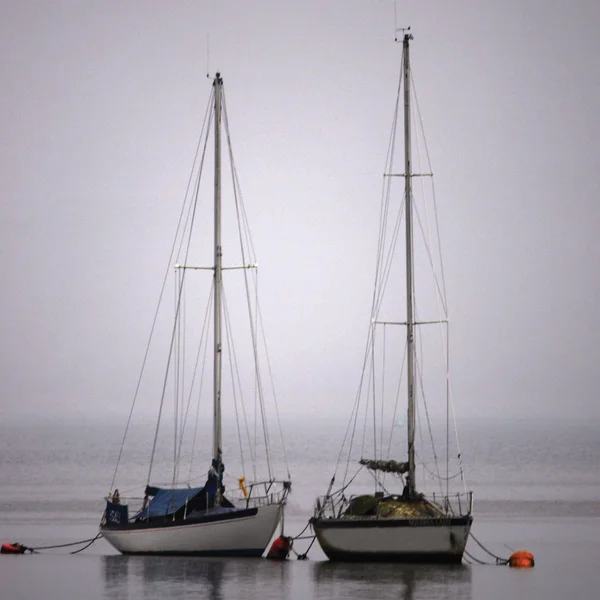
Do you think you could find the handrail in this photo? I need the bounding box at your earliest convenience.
[104,478,291,522]
[314,490,473,519]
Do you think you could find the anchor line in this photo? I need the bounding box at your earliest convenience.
[287,520,317,560]
[468,531,509,564]
[15,534,104,555]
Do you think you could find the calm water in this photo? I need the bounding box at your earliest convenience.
[1,415,599,599]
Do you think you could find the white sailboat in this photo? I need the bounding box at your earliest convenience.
[100,73,290,556]
[310,32,473,562]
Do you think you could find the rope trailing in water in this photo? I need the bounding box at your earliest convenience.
[289,520,317,560]
[468,531,509,565]
[27,534,103,554]
[471,533,536,568]
[70,533,104,554]
[464,548,490,565]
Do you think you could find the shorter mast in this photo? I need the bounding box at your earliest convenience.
[213,73,223,463]
[403,33,417,497]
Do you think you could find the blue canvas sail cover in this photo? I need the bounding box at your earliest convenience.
[133,459,231,520]
[140,486,203,519]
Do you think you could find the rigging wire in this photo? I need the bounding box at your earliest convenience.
[221,286,252,478]
[342,48,467,500]
[222,89,275,480]
[358,326,375,465]
[370,318,378,469]
[186,283,215,483]
[403,65,452,497]
[410,72,449,312]
[179,260,187,478]
[109,86,214,493]
[414,354,443,496]
[380,324,386,463]
[106,74,291,521]
[173,264,181,484]
[410,71,467,493]
[146,93,213,487]
[175,279,213,479]
[385,338,407,460]
[254,300,292,479]
[365,64,409,474]
[416,456,462,481]
[333,36,470,507]
[335,44,406,489]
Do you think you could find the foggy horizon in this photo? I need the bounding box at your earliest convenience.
[2,0,599,425]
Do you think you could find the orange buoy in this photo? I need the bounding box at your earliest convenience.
[508,550,535,568]
[266,535,293,560]
[1,543,29,555]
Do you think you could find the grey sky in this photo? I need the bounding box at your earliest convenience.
[1,0,599,422]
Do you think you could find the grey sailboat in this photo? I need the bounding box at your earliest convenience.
[310,32,473,563]
[100,73,290,556]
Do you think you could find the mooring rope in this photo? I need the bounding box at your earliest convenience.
[464,548,489,565]
[25,533,103,554]
[468,531,509,565]
[288,520,317,560]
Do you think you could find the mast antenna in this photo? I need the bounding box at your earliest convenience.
[206,34,210,78]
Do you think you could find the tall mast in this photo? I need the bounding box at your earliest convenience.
[213,73,223,462]
[403,34,416,497]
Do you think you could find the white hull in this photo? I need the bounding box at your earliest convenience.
[101,504,282,556]
[312,516,472,563]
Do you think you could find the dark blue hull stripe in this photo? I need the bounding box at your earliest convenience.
[102,507,258,532]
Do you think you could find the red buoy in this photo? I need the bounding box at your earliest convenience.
[266,535,293,560]
[1,543,29,555]
[508,550,535,568]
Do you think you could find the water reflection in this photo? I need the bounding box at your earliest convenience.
[101,554,471,599]
[312,561,472,600]
[103,556,131,600]
[101,555,291,600]
[142,557,226,599]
